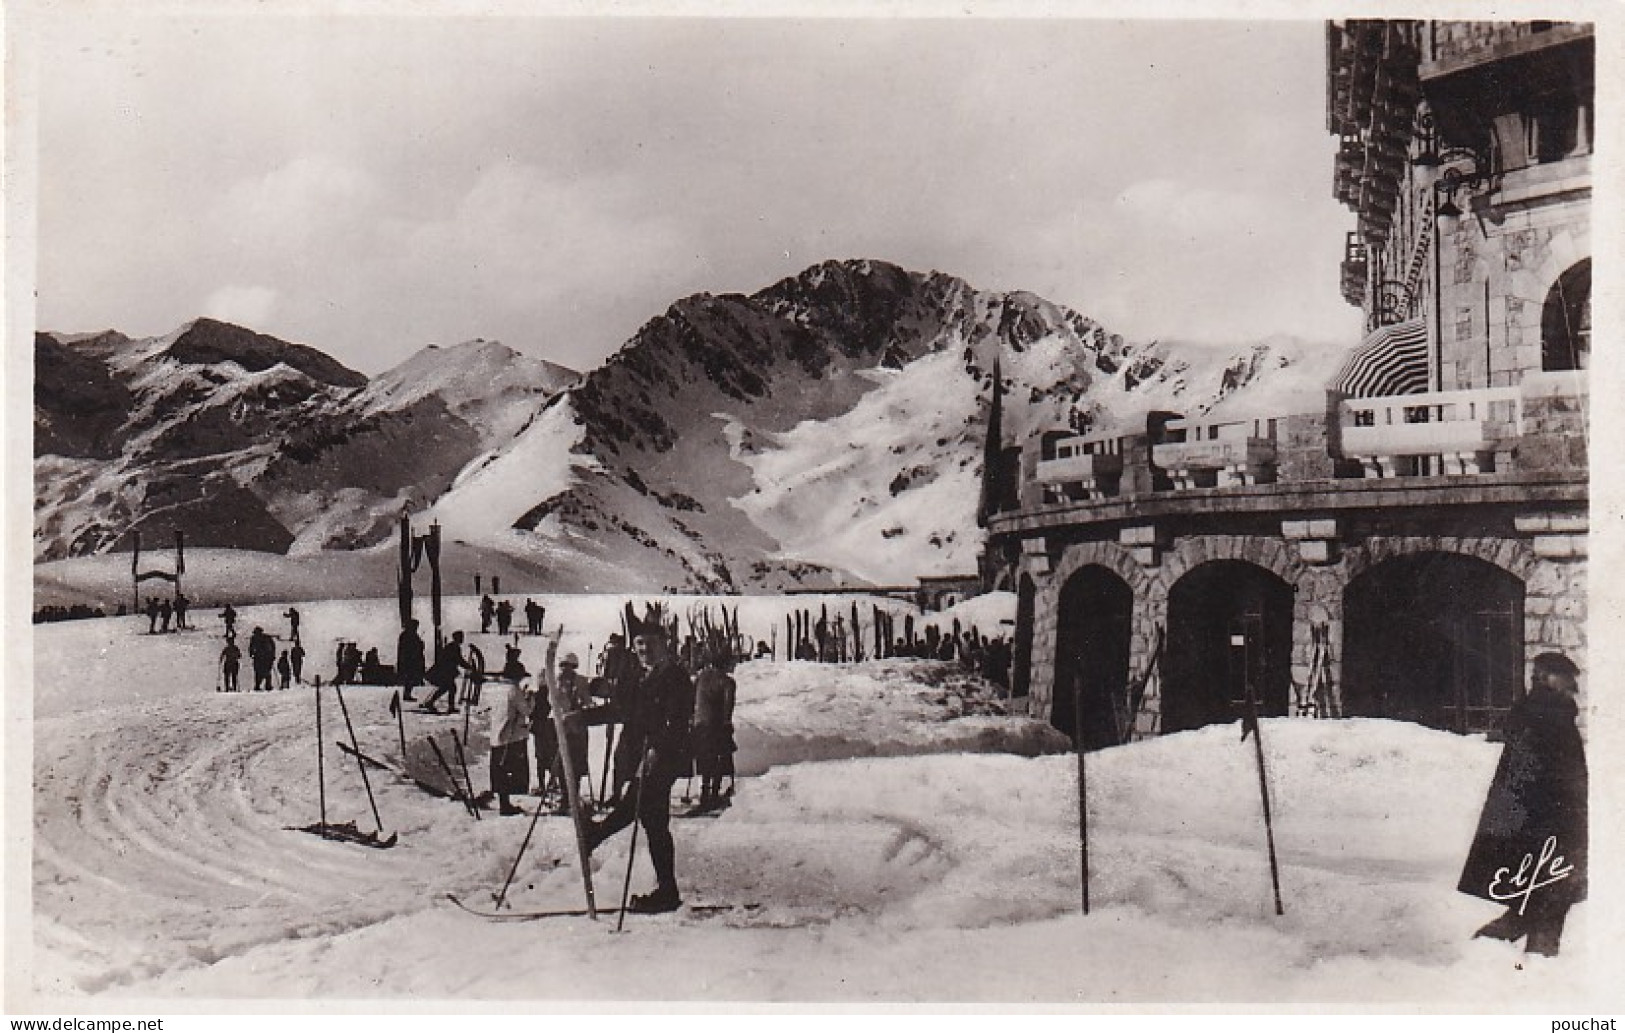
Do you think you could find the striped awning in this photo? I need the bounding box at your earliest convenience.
[1332,317,1430,397]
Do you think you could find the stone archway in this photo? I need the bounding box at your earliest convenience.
[1163,560,1295,734]
[1542,259,1591,371]
[1343,552,1525,733]
[1052,564,1135,750]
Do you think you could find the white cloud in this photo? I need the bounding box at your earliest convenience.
[212,155,378,253]
[202,284,278,327]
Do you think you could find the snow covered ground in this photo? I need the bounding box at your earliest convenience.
[17,594,1611,1007]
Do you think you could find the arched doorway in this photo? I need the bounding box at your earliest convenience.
[1164,561,1293,733]
[1051,566,1133,750]
[1343,554,1525,733]
[1012,574,1035,698]
[1542,259,1590,371]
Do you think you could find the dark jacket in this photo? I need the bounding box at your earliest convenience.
[1458,688,1588,906]
[613,659,694,783]
[396,629,426,684]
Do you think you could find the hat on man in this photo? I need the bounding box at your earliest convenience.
[561,652,580,668]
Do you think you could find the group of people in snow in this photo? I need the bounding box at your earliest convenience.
[142,593,191,634]
[214,605,304,693]
[464,615,735,914]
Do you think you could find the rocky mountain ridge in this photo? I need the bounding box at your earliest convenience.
[35,261,1342,591]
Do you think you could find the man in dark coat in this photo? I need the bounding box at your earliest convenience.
[422,631,472,714]
[219,637,241,693]
[248,627,276,691]
[582,628,695,913]
[396,619,426,701]
[1458,652,1587,956]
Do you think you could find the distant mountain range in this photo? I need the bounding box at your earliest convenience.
[34,260,1351,592]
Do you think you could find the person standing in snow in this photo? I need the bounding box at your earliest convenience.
[1458,651,1588,957]
[396,618,426,703]
[422,631,473,714]
[284,607,301,645]
[221,604,237,639]
[582,626,694,914]
[495,599,514,636]
[480,594,495,634]
[541,646,593,815]
[159,598,173,633]
[524,598,543,636]
[174,592,190,630]
[488,669,537,816]
[290,641,306,684]
[146,598,160,634]
[248,627,276,692]
[219,637,242,693]
[277,650,292,690]
[689,647,737,814]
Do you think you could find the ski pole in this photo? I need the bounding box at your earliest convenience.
[396,694,409,762]
[599,723,616,803]
[614,755,648,934]
[429,736,477,818]
[315,680,327,835]
[494,793,550,911]
[334,684,386,839]
[451,730,481,820]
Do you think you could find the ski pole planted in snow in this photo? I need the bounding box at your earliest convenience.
[1237,633,1285,916]
[451,730,481,819]
[613,756,648,934]
[390,691,408,763]
[334,683,388,841]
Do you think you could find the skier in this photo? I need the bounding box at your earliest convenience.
[480,594,495,634]
[524,598,544,635]
[290,641,306,683]
[173,592,190,630]
[396,618,426,702]
[495,599,514,636]
[689,646,738,814]
[488,670,537,816]
[219,637,242,693]
[159,598,173,633]
[581,626,695,914]
[221,604,237,639]
[248,627,276,692]
[422,630,473,714]
[284,607,301,645]
[1459,652,1588,956]
[277,650,292,690]
[146,598,159,634]
[542,649,593,815]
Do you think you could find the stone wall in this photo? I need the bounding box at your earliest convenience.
[1026,518,1589,738]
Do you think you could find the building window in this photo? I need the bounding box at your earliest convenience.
[1542,259,1591,371]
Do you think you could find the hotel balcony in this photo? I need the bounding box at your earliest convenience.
[1152,417,1278,489]
[1035,432,1125,502]
[1337,385,1521,477]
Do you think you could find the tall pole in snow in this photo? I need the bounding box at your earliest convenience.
[1237,632,1285,916]
[1074,675,1090,915]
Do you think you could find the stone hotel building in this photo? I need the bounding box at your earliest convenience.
[982,19,1591,748]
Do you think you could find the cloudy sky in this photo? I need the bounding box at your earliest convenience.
[30,8,1366,375]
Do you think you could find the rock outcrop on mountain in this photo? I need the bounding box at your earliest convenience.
[36,261,1338,592]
